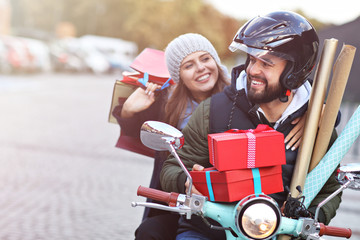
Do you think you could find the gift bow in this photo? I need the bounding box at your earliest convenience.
[225,124,275,168]
[225,124,274,134]
[138,72,172,90]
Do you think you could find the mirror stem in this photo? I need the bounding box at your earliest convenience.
[168,143,193,197]
[314,180,351,221]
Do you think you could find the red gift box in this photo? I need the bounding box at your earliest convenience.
[120,48,176,86]
[190,165,283,202]
[129,48,175,85]
[208,125,286,171]
[130,48,170,80]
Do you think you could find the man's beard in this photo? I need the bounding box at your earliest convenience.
[247,74,283,104]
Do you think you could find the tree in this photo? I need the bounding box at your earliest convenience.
[10,0,330,62]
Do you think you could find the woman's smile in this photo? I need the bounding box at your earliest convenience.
[196,73,211,82]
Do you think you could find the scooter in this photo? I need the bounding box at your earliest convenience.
[132,106,360,240]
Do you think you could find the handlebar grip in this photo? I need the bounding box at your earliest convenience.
[319,223,352,239]
[137,186,179,207]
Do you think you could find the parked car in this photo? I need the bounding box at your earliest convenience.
[0,34,139,75]
[1,35,34,73]
[19,37,52,72]
[77,38,110,74]
[0,38,12,74]
[79,35,138,73]
[49,38,87,73]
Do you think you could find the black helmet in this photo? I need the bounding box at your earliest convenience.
[229,11,319,90]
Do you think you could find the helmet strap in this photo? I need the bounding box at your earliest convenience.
[279,89,291,103]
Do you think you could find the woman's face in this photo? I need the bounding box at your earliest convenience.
[179,51,219,103]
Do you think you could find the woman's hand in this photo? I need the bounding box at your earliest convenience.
[185,164,204,195]
[285,104,326,151]
[121,82,162,118]
[285,113,306,151]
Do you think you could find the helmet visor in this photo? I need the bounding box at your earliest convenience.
[229,41,294,65]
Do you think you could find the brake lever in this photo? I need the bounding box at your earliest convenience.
[131,201,192,217]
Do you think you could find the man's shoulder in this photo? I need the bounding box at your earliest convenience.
[192,98,211,120]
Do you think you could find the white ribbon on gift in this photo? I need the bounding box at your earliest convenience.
[245,132,256,168]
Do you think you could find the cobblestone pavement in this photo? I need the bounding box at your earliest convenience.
[0,73,152,240]
[0,73,359,240]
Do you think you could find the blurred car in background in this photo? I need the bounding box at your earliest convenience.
[77,38,111,75]
[0,35,138,75]
[0,38,12,74]
[1,35,34,73]
[79,35,137,73]
[49,38,87,73]
[19,37,52,73]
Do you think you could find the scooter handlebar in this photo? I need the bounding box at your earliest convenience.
[137,186,180,207]
[319,223,352,239]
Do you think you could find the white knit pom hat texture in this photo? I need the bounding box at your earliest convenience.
[165,33,221,83]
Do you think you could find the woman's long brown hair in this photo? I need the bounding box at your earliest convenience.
[164,64,230,128]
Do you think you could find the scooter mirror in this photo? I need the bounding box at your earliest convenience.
[337,163,360,190]
[140,121,184,151]
[140,121,193,196]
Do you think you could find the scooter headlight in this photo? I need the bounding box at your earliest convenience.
[235,195,281,239]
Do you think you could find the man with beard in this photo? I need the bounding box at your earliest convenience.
[160,11,342,240]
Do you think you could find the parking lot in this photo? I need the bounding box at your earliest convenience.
[0,73,359,239]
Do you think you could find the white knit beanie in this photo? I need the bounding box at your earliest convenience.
[165,33,221,83]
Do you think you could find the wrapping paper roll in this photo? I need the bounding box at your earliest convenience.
[309,44,357,172]
[304,105,360,207]
[289,39,338,197]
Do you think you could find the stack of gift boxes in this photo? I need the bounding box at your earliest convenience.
[190,124,286,202]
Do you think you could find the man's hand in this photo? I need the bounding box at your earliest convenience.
[185,164,204,195]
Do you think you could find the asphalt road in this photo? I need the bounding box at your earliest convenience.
[0,72,359,240]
